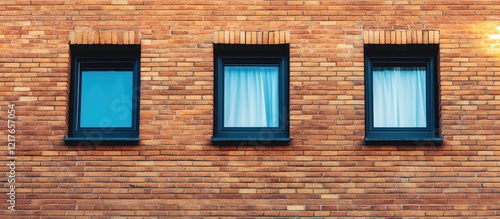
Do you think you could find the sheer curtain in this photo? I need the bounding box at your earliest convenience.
[373,67,426,127]
[224,65,279,127]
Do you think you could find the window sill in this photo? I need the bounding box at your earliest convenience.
[211,136,291,145]
[63,136,139,145]
[364,136,443,146]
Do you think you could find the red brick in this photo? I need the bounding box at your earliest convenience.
[1,1,498,217]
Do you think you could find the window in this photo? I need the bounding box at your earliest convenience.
[64,45,140,145]
[364,45,442,144]
[212,45,290,145]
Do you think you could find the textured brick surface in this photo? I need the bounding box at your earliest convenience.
[1,0,500,218]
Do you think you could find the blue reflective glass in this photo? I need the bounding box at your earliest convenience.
[80,71,133,128]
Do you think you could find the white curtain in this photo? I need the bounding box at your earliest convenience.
[373,67,426,127]
[224,66,279,127]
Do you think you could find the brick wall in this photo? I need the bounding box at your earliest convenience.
[1,0,500,217]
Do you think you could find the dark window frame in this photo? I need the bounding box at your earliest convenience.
[211,45,290,145]
[364,45,443,145]
[64,45,140,145]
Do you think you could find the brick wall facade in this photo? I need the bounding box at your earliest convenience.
[1,0,500,218]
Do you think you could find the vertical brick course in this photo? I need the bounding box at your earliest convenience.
[1,0,500,217]
[213,30,290,45]
[69,30,140,45]
[363,30,440,44]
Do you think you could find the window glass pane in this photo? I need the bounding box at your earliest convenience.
[224,65,279,127]
[80,70,133,128]
[373,67,426,128]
